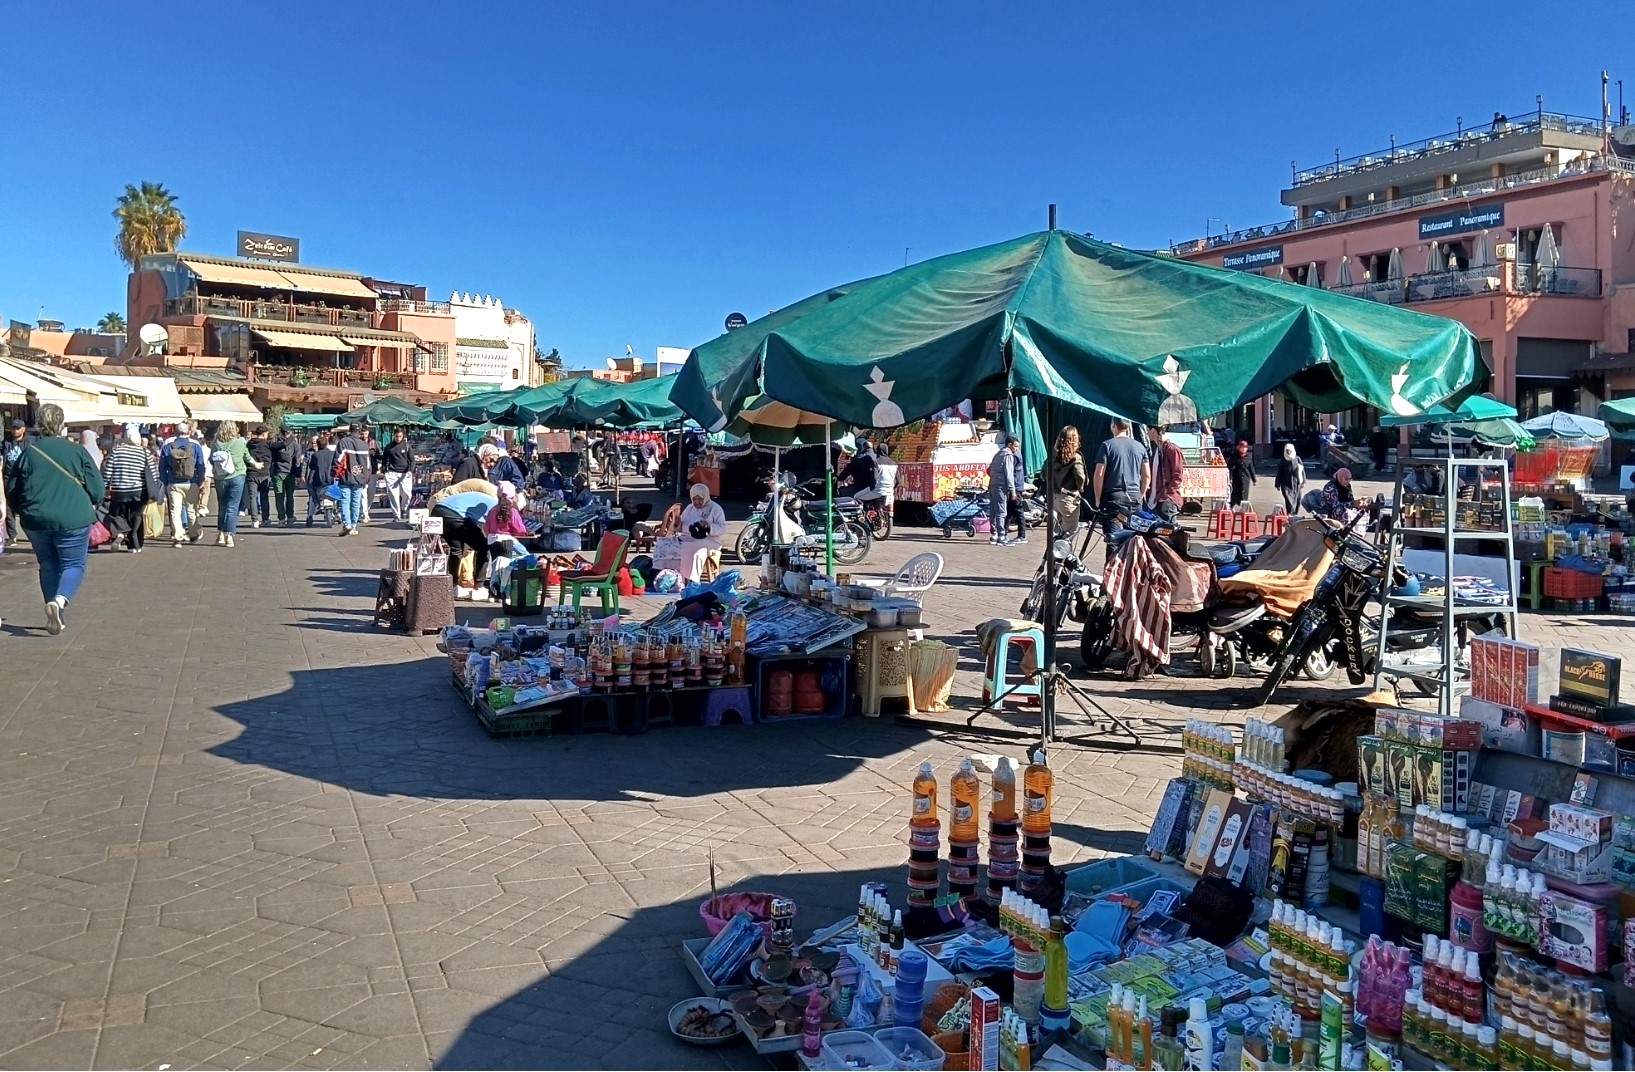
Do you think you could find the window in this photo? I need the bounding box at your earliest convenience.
[430,343,449,372]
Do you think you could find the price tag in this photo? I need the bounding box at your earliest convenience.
[420,517,444,534]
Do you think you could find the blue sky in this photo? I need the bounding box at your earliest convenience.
[2,2,1621,369]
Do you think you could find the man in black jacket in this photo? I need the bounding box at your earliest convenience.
[246,426,274,528]
[305,435,337,527]
[269,429,303,526]
[380,429,415,523]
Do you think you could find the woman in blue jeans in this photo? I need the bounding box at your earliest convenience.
[2,404,106,634]
[211,421,250,548]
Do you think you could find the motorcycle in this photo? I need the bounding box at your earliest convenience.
[1018,522,1104,629]
[734,473,872,566]
[1250,514,1505,706]
[841,489,892,541]
[1205,522,1340,683]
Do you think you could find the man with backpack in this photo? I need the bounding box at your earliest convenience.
[160,421,207,547]
[331,423,372,536]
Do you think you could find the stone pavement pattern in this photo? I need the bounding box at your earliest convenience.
[0,477,1625,1070]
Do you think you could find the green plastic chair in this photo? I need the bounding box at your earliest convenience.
[559,530,631,614]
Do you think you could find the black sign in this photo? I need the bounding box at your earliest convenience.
[1222,245,1284,271]
[237,230,300,262]
[724,312,748,331]
[1418,204,1504,241]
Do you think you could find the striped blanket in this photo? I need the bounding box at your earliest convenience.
[1103,536,1173,680]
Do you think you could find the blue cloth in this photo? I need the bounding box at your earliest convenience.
[438,492,497,523]
[945,935,1016,972]
[217,477,246,535]
[338,486,364,529]
[1068,899,1131,970]
[24,524,90,604]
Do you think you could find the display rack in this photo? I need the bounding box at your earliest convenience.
[1373,456,1520,717]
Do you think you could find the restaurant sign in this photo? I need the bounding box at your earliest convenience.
[1221,245,1284,271]
[1418,204,1504,240]
[237,230,300,262]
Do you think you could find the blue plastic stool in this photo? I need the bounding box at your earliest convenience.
[984,626,1045,708]
[700,686,755,726]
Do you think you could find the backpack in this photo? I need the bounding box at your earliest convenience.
[168,439,197,482]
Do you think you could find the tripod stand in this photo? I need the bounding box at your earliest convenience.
[965,657,1143,752]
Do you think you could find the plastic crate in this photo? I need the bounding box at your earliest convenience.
[753,654,850,723]
[1063,856,1158,896]
[1543,567,1603,600]
[475,701,556,739]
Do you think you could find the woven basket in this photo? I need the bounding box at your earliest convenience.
[923,981,971,1067]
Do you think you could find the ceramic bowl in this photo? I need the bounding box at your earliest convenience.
[668,998,741,1046]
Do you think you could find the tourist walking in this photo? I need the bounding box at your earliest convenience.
[270,427,302,526]
[1227,440,1256,507]
[1274,443,1305,515]
[161,421,207,547]
[381,429,414,522]
[78,429,104,469]
[244,426,273,527]
[332,423,372,536]
[359,428,376,524]
[4,404,105,634]
[1092,418,1151,520]
[305,434,336,526]
[211,421,250,547]
[4,419,31,545]
[101,424,158,553]
[1046,425,1087,535]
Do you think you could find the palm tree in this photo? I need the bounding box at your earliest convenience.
[96,312,126,334]
[113,182,187,268]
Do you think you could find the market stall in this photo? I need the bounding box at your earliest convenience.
[888,421,998,505]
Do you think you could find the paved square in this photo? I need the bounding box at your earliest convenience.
[0,477,1624,1069]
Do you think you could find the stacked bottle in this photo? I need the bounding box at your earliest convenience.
[1181,718,1235,790]
[1405,934,1493,1067]
[987,757,1020,898]
[1019,750,1052,897]
[1000,890,1049,1028]
[1490,953,1612,1071]
[1355,937,1410,1065]
[1481,862,1547,947]
[855,884,891,969]
[907,763,941,908]
[893,950,928,1032]
[946,759,981,898]
[1265,900,1352,1024]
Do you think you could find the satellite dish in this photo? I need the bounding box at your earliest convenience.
[138,323,169,355]
[606,357,619,371]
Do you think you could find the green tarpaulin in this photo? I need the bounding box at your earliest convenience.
[280,413,338,431]
[431,386,531,425]
[522,375,685,428]
[1597,397,1635,438]
[671,230,1481,431]
[1381,396,1532,448]
[339,396,435,427]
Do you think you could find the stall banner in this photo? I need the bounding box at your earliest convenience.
[1180,464,1229,501]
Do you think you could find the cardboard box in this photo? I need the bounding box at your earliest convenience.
[1145,779,1194,860]
[1539,892,1609,973]
[1357,736,1386,798]
[1550,802,1614,843]
[1203,797,1255,884]
[1183,789,1234,877]
[1560,648,1621,706]
[969,986,1001,1071]
[1536,829,1614,885]
[1461,697,1539,756]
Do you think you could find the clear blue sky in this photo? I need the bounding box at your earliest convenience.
[3,2,1622,368]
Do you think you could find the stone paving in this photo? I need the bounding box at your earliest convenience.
[0,475,1627,1069]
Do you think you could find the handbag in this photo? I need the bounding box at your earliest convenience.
[323,481,344,501]
[89,519,113,547]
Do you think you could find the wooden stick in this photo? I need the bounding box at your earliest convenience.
[709,847,719,916]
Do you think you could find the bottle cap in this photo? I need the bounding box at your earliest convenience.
[959,757,973,772]
[1188,997,1209,1023]
[919,761,932,774]
[997,756,1012,772]
[1501,1015,1516,1030]
[1032,749,1046,764]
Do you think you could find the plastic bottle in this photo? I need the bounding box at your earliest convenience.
[992,756,1017,821]
[911,762,938,827]
[1153,1005,1185,1071]
[1042,915,1069,1030]
[1222,1021,1245,1072]
[887,910,904,975]
[1137,995,1153,1071]
[1022,749,1053,834]
[1184,997,1214,1071]
[1584,987,1613,1065]
[801,987,824,1058]
[1461,956,1484,1025]
[1450,875,1491,955]
[950,758,981,841]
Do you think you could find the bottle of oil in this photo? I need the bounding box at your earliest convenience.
[1022,749,1053,834]
[950,758,981,842]
[911,762,938,828]
[992,756,1017,821]
[1583,987,1613,1067]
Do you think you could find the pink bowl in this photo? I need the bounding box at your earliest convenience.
[699,892,794,938]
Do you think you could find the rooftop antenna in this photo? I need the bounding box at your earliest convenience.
[1048,204,1057,230]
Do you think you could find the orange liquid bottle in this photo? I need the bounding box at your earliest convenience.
[1022,749,1053,834]
[992,757,1018,821]
[950,759,981,842]
[911,762,938,828]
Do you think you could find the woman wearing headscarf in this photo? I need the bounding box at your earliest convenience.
[4,404,105,634]
[78,429,104,470]
[1314,468,1356,520]
[1046,426,1087,536]
[676,483,727,582]
[1227,439,1257,507]
[1274,443,1305,515]
[101,424,158,552]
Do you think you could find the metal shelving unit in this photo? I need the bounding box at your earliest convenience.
[1373,457,1520,717]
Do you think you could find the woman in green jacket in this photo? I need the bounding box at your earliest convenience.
[2,404,106,634]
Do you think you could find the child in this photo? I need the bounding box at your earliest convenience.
[483,481,531,540]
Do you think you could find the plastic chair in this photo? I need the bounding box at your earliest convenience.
[559,530,631,613]
[982,625,1045,708]
[883,552,944,603]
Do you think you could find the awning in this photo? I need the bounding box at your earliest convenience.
[74,375,189,423]
[178,256,292,290]
[275,270,378,300]
[253,329,354,352]
[183,393,264,422]
[340,334,417,350]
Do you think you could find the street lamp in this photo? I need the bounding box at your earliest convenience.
[1205,217,1223,239]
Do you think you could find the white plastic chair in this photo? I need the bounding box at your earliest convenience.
[883,552,944,603]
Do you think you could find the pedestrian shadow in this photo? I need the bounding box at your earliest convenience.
[307,568,384,600]
[210,660,934,802]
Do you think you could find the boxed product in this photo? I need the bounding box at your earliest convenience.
[1535,828,1614,884]
[1357,736,1386,798]
[1559,648,1621,706]
[1460,696,1540,756]
[1183,789,1234,877]
[1472,636,1541,710]
[1549,802,1614,843]
[1538,891,1609,973]
[1203,796,1256,883]
[1145,778,1195,860]
[1265,812,1315,900]
[1409,746,1473,812]
[969,985,1001,1071]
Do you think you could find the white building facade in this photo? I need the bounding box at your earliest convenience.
[449,292,537,392]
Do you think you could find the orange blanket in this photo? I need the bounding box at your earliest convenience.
[1217,519,1335,619]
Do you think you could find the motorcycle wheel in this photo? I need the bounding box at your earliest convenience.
[1079,599,1115,669]
[1302,645,1338,682]
[834,521,872,566]
[1020,577,1046,621]
[870,511,892,541]
[734,522,767,564]
[1254,607,1325,707]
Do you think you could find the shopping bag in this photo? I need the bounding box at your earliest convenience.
[456,549,477,587]
[89,519,113,548]
[143,501,166,538]
[324,481,344,502]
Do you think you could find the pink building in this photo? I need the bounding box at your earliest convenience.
[1173,109,1635,441]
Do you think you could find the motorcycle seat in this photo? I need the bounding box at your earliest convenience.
[1204,544,1244,567]
[1208,596,1267,632]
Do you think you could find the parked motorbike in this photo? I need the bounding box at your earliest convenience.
[843,491,892,541]
[1204,525,1338,682]
[1019,523,1103,629]
[734,473,872,566]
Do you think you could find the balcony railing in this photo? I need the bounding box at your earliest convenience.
[165,294,375,329]
[1292,110,1606,186]
[379,299,453,315]
[1171,154,1622,256]
[245,365,419,390]
[1330,263,1601,306]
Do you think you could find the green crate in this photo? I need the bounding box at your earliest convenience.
[475,700,555,739]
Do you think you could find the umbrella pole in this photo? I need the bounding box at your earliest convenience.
[825,420,835,576]
[1040,396,1058,749]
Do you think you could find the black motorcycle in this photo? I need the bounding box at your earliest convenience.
[1019,523,1104,629]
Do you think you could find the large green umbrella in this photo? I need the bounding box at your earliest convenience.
[671,230,1480,431]
[530,375,686,428]
[280,413,338,432]
[339,396,435,427]
[1381,397,1533,450]
[726,395,861,574]
[431,385,530,424]
[1597,397,1635,438]
[510,380,578,425]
